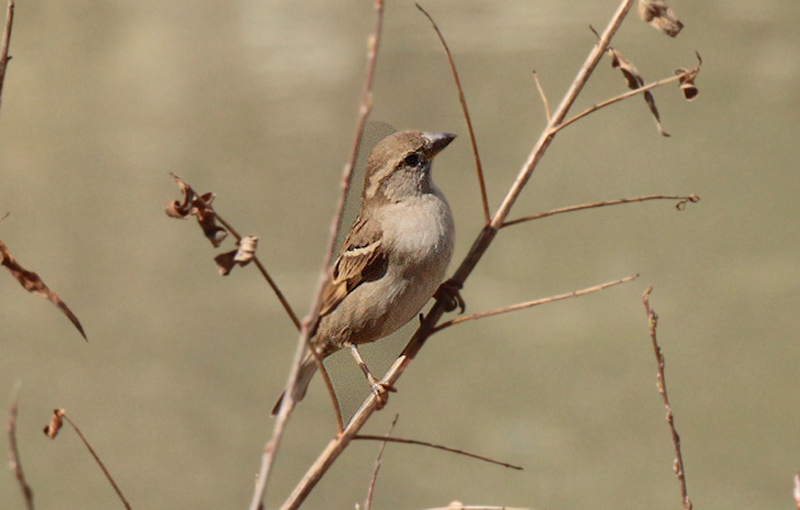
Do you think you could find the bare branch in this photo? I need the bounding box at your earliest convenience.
[434,275,638,333]
[354,434,522,470]
[8,384,34,510]
[502,194,699,229]
[168,174,302,331]
[417,4,490,225]
[279,3,640,508]
[44,409,131,510]
[0,0,15,117]
[553,58,702,135]
[642,287,692,510]
[532,71,551,123]
[425,505,531,510]
[252,2,386,508]
[363,415,399,510]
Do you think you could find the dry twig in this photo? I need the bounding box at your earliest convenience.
[362,415,399,510]
[0,0,15,116]
[553,53,702,135]
[43,409,131,510]
[8,385,34,510]
[249,2,386,508]
[354,434,522,470]
[434,275,638,333]
[426,505,530,510]
[502,194,699,229]
[417,4,490,225]
[279,2,648,508]
[642,287,692,510]
[532,71,552,123]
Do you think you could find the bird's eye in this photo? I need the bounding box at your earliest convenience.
[403,153,420,167]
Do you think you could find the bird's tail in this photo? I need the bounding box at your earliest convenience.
[270,353,319,416]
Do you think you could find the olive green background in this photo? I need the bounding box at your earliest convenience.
[1,1,798,509]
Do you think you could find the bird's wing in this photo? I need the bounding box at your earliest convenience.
[319,216,388,317]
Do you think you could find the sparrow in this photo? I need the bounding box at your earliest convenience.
[272,130,457,415]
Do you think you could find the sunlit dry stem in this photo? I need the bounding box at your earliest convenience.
[354,434,522,470]
[8,385,34,510]
[502,194,700,229]
[56,413,132,510]
[416,4,490,225]
[533,71,552,123]
[642,287,692,510]
[0,0,15,117]
[425,506,531,510]
[169,173,302,331]
[279,2,639,508]
[363,415,398,510]
[183,175,342,431]
[250,2,385,509]
[552,59,702,135]
[434,275,638,332]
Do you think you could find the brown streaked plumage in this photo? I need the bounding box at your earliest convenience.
[273,130,456,415]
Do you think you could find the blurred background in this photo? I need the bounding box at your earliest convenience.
[1,1,798,509]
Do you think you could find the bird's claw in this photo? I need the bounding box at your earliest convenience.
[367,374,397,410]
[435,279,466,314]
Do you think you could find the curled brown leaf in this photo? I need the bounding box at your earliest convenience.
[0,239,87,340]
[607,47,669,137]
[166,174,228,247]
[215,235,258,275]
[676,66,700,101]
[638,0,683,37]
[43,408,66,439]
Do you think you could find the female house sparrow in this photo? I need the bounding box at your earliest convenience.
[273,130,456,414]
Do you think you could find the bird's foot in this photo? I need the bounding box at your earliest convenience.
[435,279,466,314]
[367,373,397,410]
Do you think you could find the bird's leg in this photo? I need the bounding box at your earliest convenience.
[435,278,466,314]
[344,342,397,409]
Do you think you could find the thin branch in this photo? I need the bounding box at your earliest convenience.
[170,174,302,331]
[363,415,399,510]
[502,194,700,229]
[434,275,638,333]
[417,3,490,225]
[54,411,132,510]
[251,2,385,508]
[642,287,692,510]
[425,506,531,510]
[533,71,551,123]
[0,0,15,117]
[279,3,639,508]
[8,384,34,510]
[553,62,701,135]
[354,434,522,470]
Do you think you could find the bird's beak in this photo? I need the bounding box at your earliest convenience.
[421,132,457,159]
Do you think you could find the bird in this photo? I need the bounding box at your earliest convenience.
[272,130,457,415]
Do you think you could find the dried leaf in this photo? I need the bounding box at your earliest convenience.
[215,236,258,275]
[675,65,700,101]
[166,174,228,247]
[44,408,66,439]
[608,47,669,137]
[638,0,683,37]
[0,239,87,340]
